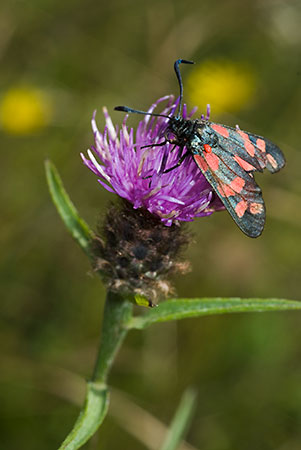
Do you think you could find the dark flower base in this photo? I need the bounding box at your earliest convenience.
[93,200,190,304]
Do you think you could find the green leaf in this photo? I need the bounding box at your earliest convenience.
[45,160,94,256]
[128,297,301,330]
[160,388,197,450]
[59,382,109,450]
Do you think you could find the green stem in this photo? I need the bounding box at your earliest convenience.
[59,382,109,450]
[58,291,132,449]
[92,291,133,383]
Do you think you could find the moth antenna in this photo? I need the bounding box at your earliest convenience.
[174,59,195,118]
[114,105,170,119]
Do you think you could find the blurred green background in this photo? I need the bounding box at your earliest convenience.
[1,1,300,449]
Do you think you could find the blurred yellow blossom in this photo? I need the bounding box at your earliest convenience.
[187,60,256,115]
[0,86,52,134]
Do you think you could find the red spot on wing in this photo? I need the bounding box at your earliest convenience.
[193,154,208,172]
[256,138,266,153]
[229,176,245,193]
[235,199,248,218]
[217,183,235,198]
[211,124,230,138]
[250,203,264,215]
[217,177,244,198]
[267,153,278,169]
[234,155,256,171]
[217,186,225,197]
[204,152,220,171]
[238,130,255,157]
[203,144,212,153]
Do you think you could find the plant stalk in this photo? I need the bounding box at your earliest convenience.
[92,291,133,383]
[58,291,132,449]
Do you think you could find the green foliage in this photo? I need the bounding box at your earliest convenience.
[46,160,301,449]
[128,298,301,329]
[45,160,94,256]
[59,383,109,450]
[2,3,301,448]
[160,388,197,450]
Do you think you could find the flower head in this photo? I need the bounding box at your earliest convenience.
[82,95,223,226]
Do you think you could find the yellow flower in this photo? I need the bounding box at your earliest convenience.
[0,86,52,135]
[187,60,256,116]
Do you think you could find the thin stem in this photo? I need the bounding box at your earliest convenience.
[92,291,133,383]
[160,388,197,450]
[58,291,132,449]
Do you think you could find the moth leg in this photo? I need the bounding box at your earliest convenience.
[163,150,190,174]
[141,140,167,150]
[158,149,169,173]
[142,148,171,179]
[158,144,180,173]
[140,140,168,179]
[142,142,180,179]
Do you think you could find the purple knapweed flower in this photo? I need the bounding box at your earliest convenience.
[81,95,223,226]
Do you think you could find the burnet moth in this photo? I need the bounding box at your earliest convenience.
[115,60,285,238]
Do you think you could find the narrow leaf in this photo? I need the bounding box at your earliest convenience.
[128,298,301,330]
[160,388,197,450]
[45,160,94,256]
[59,382,109,450]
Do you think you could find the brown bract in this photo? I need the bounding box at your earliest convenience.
[92,200,191,304]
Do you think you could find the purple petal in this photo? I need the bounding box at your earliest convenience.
[82,95,224,226]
